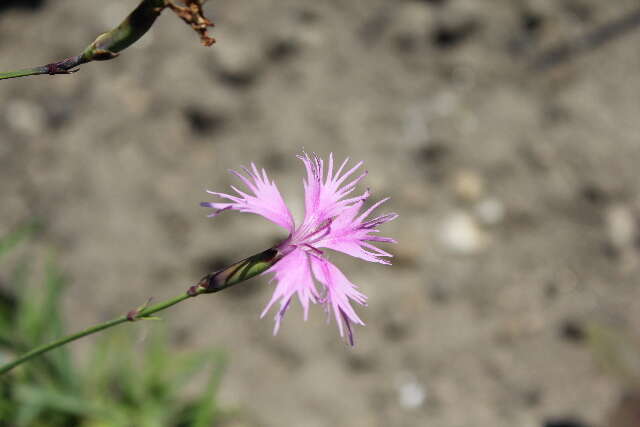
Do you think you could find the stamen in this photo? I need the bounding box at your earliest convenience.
[299,217,333,244]
[303,244,324,256]
[362,212,399,229]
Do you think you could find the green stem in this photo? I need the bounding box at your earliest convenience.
[0,68,48,81]
[0,0,214,81]
[0,246,282,376]
[0,292,194,376]
[80,0,166,62]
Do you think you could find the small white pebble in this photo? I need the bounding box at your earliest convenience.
[606,204,636,250]
[398,380,426,409]
[440,211,487,254]
[215,41,260,76]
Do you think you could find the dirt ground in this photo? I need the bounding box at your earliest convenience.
[2,0,640,426]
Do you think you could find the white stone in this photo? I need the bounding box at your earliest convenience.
[440,211,487,254]
[397,379,426,409]
[606,204,636,249]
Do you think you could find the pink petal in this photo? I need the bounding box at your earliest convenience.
[320,240,393,265]
[201,163,295,233]
[310,256,367,345]
[316,197,398,264]
[297,152,368,233]
[260,248,319,334]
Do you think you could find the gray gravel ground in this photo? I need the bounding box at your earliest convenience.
[2,1,640,426]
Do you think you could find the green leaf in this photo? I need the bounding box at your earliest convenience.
[13,258,37,344]
[40,256,75,389]
[0,222,38,260]
[171,350,220,389]
[16,384,105,419]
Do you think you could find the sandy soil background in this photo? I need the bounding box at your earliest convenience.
[2,0,640,426]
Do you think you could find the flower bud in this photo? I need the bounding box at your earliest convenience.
[196,248,281,293]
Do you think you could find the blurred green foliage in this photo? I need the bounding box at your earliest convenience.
[0,226,228,427]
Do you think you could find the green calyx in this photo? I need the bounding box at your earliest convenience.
[197,248,282,294]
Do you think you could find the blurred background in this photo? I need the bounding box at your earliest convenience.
[1,0,640,426]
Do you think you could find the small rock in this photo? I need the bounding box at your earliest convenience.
[396,374,426,409]
[605,204,636,250]
[213,41,261,89]
[440,211,487,254]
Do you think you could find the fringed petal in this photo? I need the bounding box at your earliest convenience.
[201,163,295,233]
[297,152,369,235]
[316,196,398,264]
[310,256,367,346]
[260,248,318,334]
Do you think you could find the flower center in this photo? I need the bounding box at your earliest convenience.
[278,218,333,256]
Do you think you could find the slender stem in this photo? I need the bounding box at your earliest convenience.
[0,292,194,376]
[0,68,47,81]
[0,246,282,376]
[0,0,214,81]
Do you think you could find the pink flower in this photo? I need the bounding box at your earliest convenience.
[201,153,397,345]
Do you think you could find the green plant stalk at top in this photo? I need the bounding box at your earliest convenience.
[0,0,213,81]
[0,247,282,376]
